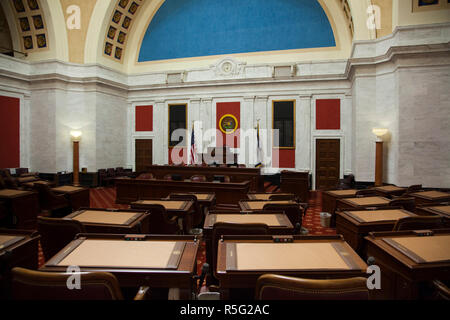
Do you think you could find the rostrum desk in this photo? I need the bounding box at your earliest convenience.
[116,178,250,206]
[63,208,150,234]
[336,209,417,256]
[41,234,199,299]
[216,235,367,299]
[365,229,450,300]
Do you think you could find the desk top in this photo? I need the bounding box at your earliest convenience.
[342,209,414,223]
[49,239,184,269]
[374,185,407,192]
[342,197,390,207]
[383,235,450,264]
[206,213,291,228]
[219,238,365,272]
[324,189,358,197]
[0,235,25,250]
[0,189,32,198]
[133,200,191,210]
[411,191,450,200]
[52,186,86,193]
[189,193,215,201]
[240,200,296,210]
[247,193,294,200]
[425,205,450,217]
[66,210,144,225]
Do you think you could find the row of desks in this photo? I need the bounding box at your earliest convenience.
[0,185,90,229]
[2,227,449,300]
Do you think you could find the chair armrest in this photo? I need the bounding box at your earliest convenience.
[134,286,150,300]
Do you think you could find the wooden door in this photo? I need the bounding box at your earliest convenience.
[316,139,340,190]
[135,139,152,172]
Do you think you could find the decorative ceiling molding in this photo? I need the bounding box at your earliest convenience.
[10,0,48,53]
[103,0,144,63]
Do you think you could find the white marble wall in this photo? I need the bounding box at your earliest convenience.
[0,23,448,188]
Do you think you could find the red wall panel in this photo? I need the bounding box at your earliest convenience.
[135,105,153,131]
[316,99,340,130]
[272,149,295,168]
[216,102,240,148]
[0,96,20,168]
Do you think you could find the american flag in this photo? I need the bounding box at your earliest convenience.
[190,124,197,164]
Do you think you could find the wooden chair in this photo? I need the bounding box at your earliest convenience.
[145,204,182,234]
[37,217,86,261]
[336,174,355,190]
[0,169,20,190]
[389,197,415,212]
[255,274,369,300]
[34,183,72,217]
[11,267,149,300]
[190,175,207,182]
[103,168,116,187]
[355,189,377,197]
[392,216,450,231]
[268,194,297,201]
[98,169,107,186]
[405,184,423,195]
[0,200,7,222]
[0,175,6,189]
[263,203,304,230]
[14,168,29,176]
[168,193,203,230]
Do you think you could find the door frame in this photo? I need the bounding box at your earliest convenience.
[311,135,345,190]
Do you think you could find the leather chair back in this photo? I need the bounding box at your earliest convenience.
[168,194,202,228]
[389,197,415,212]
[145,204,180,234]
[392,216,450,231]
[37,217,85,260]
[191,175,207,182]
[355,189,377,197]
[11,267,123,300]
[137,173,154,180]
[255,274,369,300]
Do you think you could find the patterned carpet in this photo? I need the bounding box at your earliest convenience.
[38,187,334,274]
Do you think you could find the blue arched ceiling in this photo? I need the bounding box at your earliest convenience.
[138,0,335,62]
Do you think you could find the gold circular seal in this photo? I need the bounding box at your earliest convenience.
[219,114,238,134]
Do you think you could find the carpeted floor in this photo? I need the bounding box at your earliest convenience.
[38,187,335,274]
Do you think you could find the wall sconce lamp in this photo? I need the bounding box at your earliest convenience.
[70,131,82,186]
[372,128,388,186]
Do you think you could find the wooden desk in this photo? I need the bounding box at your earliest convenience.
[0,229,40,299]
[41,234,199,299]
[131,199,194,232]
[239,200,296,211]
[365,229,450,300]
[145,165,263,192]
[336,209,417,256]
[415,205,450,218]
[116,178,250,205]
[63,208,150,234]
[216,235,367,299]
[22,180,54,190]
[322,189,358,216]
[247,193,294,200]
[410,191,450,207]
[203,212,294,269]
[373,185,407,198]
[0,189,39,229]
[52,186,90,211]
[336,196,391,211]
